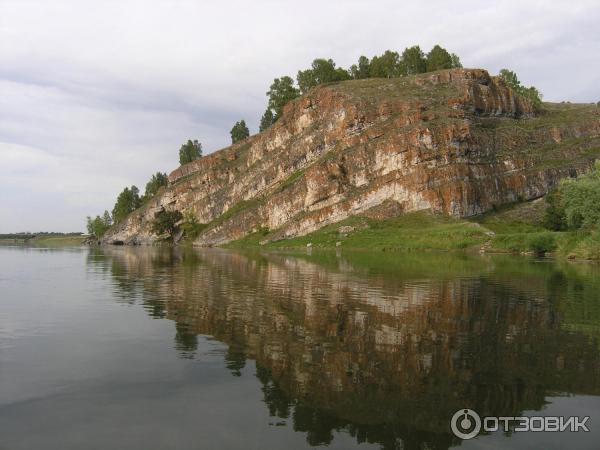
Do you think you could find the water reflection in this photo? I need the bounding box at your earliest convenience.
[86,247,600,449]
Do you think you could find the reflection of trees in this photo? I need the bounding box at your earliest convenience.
[87,247,600,449]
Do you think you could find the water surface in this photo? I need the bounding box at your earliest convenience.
[1,246,599,449]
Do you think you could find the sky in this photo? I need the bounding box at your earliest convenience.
[1,0,599,233]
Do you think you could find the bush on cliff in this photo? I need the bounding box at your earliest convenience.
[151,209,183,239]
[142,172,168,202]
[499,69,543,109]
[180,210,207,240]
[230,120,250,144]
[179,139,202,165]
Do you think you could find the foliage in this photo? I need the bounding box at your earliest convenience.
[401,46,427,75]
[112,186,141,224]
[543,189,567,231]
[544,161,600,230]
[499,69,543,109]
[86,210,112,238]
[426,45,461,71]
[179,139,202,165]
[151,209,183,238]
[259,108,275,132]
[143,172,168,202]
[180,210,207,240]
[262,45,461,125]
[267,76,299,120]
[349,56,371,79]
[369,50,403,78]
[297,59,350,94]
[230,120,250,144]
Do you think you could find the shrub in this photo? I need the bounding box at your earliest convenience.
[526,233,557,255]
[180,210,207,240]
[544,161,600,231]
[151,209,183,239]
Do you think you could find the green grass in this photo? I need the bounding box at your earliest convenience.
[0,234,86,247]
[205,198,263,230]
[274,169,305,193]
[228,210,490,252]
[225,197,600,261]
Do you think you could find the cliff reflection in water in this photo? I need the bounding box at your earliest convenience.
[86,247,600,449]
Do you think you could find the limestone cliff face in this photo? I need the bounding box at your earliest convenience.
[103,68,600,245]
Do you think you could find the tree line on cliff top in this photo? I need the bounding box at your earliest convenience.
[86,45,544,238]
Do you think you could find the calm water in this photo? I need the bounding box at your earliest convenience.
[1,246,599,450]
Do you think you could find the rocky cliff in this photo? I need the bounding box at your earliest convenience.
[103,68,600,245]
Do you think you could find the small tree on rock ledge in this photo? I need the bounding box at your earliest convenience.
[151,209,183,239]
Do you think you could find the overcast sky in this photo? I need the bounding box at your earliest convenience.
[1,0,599,233]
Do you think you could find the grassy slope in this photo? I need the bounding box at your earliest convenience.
[226,199,600,260]
[227,210,490,252]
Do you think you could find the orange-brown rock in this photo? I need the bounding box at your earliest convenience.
[102,68,600,245]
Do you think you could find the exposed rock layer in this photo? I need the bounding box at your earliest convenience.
[103,68,600,245]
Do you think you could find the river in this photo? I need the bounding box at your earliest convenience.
[1,245,599,449]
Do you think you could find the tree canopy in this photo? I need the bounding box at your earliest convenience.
[544,161,600,231]
[179,139,202,165]
[151,209,183,238]
[112,185,141,224]
[230,120,250,144]
[426,45,457,71]
[267,76,299,120]
[349,56,371,80]
[143,172,168,202]
[296,59,350,94]
[259,108,275,132]
[259,44,464,131]
[86,211,112,238]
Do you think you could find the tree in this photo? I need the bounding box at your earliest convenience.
[143,172,168,202]
[259,108,275,132]
[86,210,112,238]
[450,53,462,68]
[179,139,202,165]
[543,161,600,231]
[267,76,299,120]
[426,45,454,71]
[296,59,350,94]
[112,185,141,224]
[350,55,371,79]
[401,46,427,75]
[151,209,183,238]
[498,69,520,90]
[369,50,402,78]
[499,69,543,109]
[230,120,250,144]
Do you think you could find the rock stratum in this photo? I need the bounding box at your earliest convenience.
[103,68,600,245]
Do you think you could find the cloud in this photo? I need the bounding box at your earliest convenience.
[1,0,599,232]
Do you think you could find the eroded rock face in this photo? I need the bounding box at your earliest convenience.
[102,68,600,246]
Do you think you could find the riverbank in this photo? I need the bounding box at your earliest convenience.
[0,234,86,247]
[225,200,600,261]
